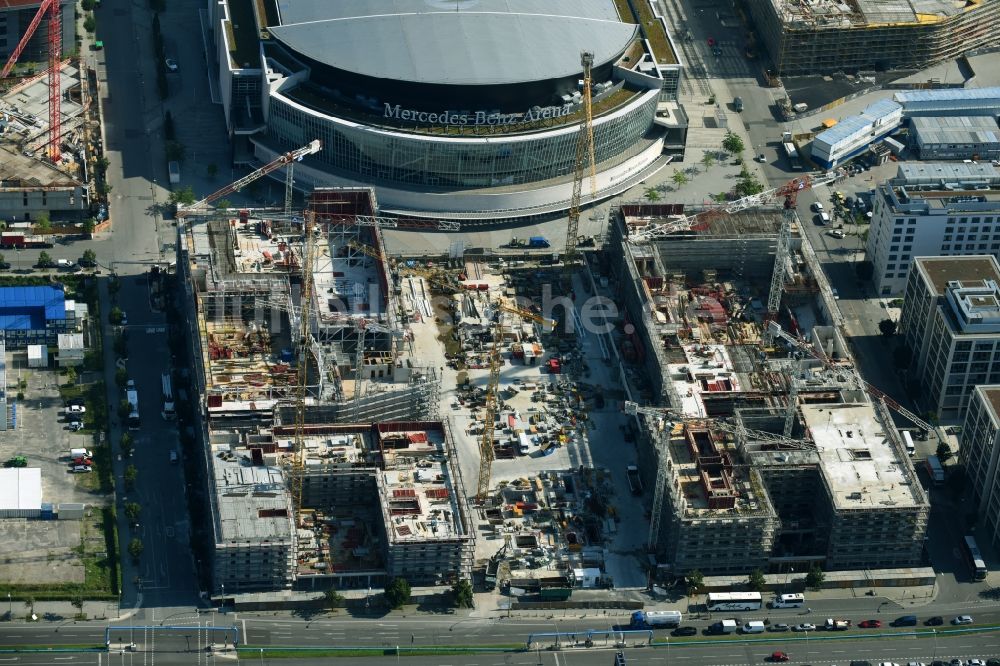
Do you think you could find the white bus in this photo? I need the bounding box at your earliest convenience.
[161,372,176,420]
[770,593,805,608]
[706,592,762,611]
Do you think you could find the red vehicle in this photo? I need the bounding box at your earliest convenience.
[73,457,94,466]
[707,37,716,46]
[858,619,881,628]
[768,652,789,662]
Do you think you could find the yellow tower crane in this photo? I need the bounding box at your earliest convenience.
[291,209,319,517]
[565,51,596,269]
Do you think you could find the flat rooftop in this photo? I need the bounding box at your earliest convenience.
[976,385,1000,424]
[667,344,741,417]
[915,256,1000,295]
[911,116,1000,147]
[0,468,41,512]
[802,403,918,510]
[212,449,294,544]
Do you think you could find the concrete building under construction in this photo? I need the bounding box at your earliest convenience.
[178,188,471,594]
[611,206,929,575]
[744,0,1000,75]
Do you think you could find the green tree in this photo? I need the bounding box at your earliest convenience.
[936,441,953,463]
[747,568,767,592]
[324,588,345,609]
[805,565,825,590]
[120,432,134,458]
[671,169,689,188]
[83,14,96,33]
[644,187,661,203]
[82,249,97,266]
[165,140,186,163]
[878,318,897,337]
[37,251,53,267]
[451,579,473,608]
[128,537,143,560]
[215,199,232,210]
[113,332,128,358]
[124,502,141,523]
[63,366,77,386]
[109,306,124,325]
[124,464,137,490]
[206,163,218,180]
[23,595,35,614]
[115,367,129,389]
[384,577,411,609]
[168,186,196,206]
[686,569,704,596]
[722,130,745,155]
[150,0,165,12]
[701,152,715,171]
[33,212,51,234]
[81,0,95,9]
[70,594,84,611]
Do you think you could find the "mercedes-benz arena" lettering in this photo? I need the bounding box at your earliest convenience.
[383,103,573,126]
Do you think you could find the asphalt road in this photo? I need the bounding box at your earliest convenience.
[2,628,1000,665]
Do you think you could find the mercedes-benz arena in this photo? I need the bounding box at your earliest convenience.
[213,0,686,223]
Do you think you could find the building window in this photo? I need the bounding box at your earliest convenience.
[886,264,896,270]
[890,246,899,252]
[942,245,951,251]
[903,246,911,251]
[944,236,953,241]
[904,235,913,242]
[892,236,901,243]
[888,255,898,260]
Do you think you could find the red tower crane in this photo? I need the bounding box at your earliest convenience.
[1,0,62,162]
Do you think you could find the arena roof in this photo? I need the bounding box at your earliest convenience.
[268,0,638,87]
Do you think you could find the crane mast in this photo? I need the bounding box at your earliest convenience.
[1,0,62,162]
[565,51,596,268]
[291,209,318,517]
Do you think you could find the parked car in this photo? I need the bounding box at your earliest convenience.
[925,616,944,626]
[967,659,986,666]
[812,202,824,212]
[68,421,84,431]
[71,465,92,473]
[56,259,75,268]
[768,623,789,632]
[769,652,790,663]
[827,229,846,239]
[792,623,815,632]
[671,626,697,637]
[165,57,178,72]
[66,405,86,414]
[951,615,974,625]
[858,620,881,628]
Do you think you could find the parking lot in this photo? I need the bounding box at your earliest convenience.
[0,351,110,585]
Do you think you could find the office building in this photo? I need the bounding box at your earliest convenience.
[899,256,1000,420]
[960,386,1000,552]
[911,116,1000,161]
[209,0,688,223]
[867,163,1000,296]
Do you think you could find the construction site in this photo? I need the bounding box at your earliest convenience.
[0,0,105,225]
[609,191,931,578]
[745,0,1000,76]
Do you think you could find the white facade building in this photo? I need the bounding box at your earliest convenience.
[810,99,902,169]
[960,386,1000,552]
[867,163,1000,296]
[899,256,1000,419]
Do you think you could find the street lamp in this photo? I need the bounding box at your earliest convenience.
[7,592,10,618]
[221,583,225,614]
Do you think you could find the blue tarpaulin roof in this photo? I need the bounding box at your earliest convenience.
[0,286,67,331]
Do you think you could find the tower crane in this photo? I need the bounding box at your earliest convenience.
[564,51,597,269]
[626,173,840,244]
[764,321,934,434]
[177,140,322,217]
[1,0,62,162]
[290,208,319,519]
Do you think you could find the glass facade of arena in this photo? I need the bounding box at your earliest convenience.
[266,91,660,189]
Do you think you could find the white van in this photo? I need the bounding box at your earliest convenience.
[819,212,831,225]
[771,593,805,608]
[742,621,766,634]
